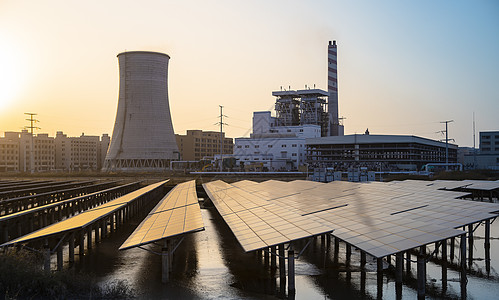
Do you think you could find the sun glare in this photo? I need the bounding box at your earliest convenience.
[0,46,25,109]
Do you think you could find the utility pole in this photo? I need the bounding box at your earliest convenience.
[473,113,477,169]
[24,113,40,174]
[216,105,228,172]
[440,120,454,171]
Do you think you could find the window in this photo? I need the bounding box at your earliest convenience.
[268,145,273,148]
[299,129,303,132]
[287,129,291,132]
[292,153,297,156]
[245,145,249,148]
[281,144,286,148]
[292,144,297,147]
[237,145,242,148]
[254,145,259,148]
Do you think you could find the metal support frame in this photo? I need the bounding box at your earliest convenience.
[43,239,50,272]
[468,224,473,268]
[288,249,295,295]
[417,246,426,299]
[377,257,383,299]
[460,233,467,298]
[442,239,447,292]
[485,219,491,275]
[68,232,75,263]
[136,237,185,284]
[360,251,366,268]
[279,244,286,289]
[395,252,403,284]
[406,251,411,272]
[162,240,169,283]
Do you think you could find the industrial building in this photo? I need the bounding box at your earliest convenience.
[103,51,179,171]
[272,89,330,136]
[175,130,233,161]
[0,130,109,172]
[306,134,458,171]
[234,112,321,170]
[460,131,499,170]
[233,41,346,170]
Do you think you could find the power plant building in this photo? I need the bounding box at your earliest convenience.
[234,112,321,171]
[306,134,458,171]
[233,41,343,170]
[103,51,179,171]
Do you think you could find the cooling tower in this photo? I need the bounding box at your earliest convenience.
[103,51,179,171]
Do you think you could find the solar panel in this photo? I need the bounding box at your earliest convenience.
[464,180,499,191]
[205,179,499,257]
[119,180,204,250]
[0,180,169,247]
[203,181,332,252]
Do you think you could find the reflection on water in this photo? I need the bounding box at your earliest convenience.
[74,203,499,300]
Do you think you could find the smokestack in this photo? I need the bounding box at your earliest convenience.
[103,51,179,171]
[328,40,340,136]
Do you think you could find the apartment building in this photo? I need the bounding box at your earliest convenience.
[175,130,233,161]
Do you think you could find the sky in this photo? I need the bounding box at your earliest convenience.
[0,0,498,147]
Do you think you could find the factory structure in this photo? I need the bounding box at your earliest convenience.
[460,131,499,170]
[103,51,179,172]
[233,41,345,171]
[306,134,458,172]
[234,41,458,172]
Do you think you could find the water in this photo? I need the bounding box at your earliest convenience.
[72,204,499,299]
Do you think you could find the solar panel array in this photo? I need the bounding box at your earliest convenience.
[203,181,332,252]
[204,179,499,257]
[461,180,499,191]
[120,180,204,250]
[0,180,169,246]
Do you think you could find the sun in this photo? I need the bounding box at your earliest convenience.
[0,45,25,109]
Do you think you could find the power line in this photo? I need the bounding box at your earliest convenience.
[24,112,40,174]
[439,120,454,171]
[215,105,228,172]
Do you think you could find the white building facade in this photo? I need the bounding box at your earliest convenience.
[234,112,321,171]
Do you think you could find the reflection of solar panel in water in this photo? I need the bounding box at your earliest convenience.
[1,180,169,247]
[205,179,499,257]
[120,180,204,250]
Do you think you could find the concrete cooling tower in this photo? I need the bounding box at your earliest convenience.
[103,51,179,171]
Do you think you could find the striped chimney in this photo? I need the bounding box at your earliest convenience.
[328,40,339,136]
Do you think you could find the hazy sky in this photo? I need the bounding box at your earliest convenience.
[0,0,498,147]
